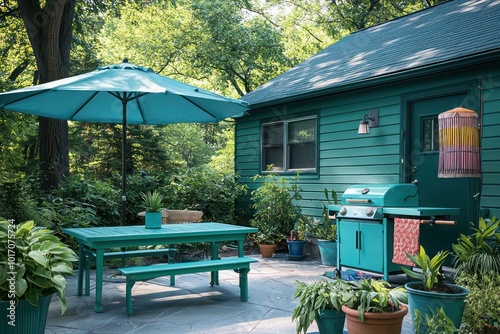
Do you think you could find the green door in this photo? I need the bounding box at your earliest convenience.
[408,94,479,258]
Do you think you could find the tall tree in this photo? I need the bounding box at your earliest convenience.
[16,0,76,190]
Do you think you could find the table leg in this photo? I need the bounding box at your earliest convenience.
[94,248,104,312]
[237,239,244,257]
[210,242,219,286]
[77,244,84,296]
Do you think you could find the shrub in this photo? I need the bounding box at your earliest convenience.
[456,271,500,333]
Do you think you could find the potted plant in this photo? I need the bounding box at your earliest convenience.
[292,279,352,334]
[315,188,338,266]
[451,216,500,278]
[452,217,500,333]
[0,219,78,334]
[251,224,283,258]
[286,216,312,260]
[341,278,408,334]
[141,190,164,229]
[250,170,302,257]
[402,245,469,331]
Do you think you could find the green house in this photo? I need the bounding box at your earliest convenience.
[235,0,500,255]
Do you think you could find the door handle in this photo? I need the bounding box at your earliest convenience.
[358,231,362,250]
[355,231,358,249]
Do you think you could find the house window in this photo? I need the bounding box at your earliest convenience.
[422,117,439,152]
[261,116,317,172]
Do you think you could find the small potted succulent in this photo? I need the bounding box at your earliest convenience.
[402,245,469,331]
[341,278,408,334]
[0,218,78,334]
[141,190,164,229]
[292,279,353,334]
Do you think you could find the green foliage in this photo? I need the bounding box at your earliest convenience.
[312,188,339,241]
[252,224,282,245]
[414,307,459,334]
[0,177,39,224]
[456,271,500,333]
[250,171,302,241]
[292,279,353,334]
[0,219,78,314]
[401,245,449,291]
[344,278,407,323]
[452,217,500,277]
[164,167,248,224]
[141,190,164,212]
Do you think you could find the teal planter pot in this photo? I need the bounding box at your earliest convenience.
[0,294,52,334]
[405,282,469,331]
[287,240,306,256]
[316,309,345,334]
[318,240,337,266]
[145,211,162,229]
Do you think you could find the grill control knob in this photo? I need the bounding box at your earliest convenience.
[365,208,374,217]
[339,207,347,216]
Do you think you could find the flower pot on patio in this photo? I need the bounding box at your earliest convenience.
[287,240,306,259]
[258,243,277,258]
[405,282,469,331]
[342,304,408,334]
[318,240,337,266]
[316,308,346,334]
[0,294,53,334]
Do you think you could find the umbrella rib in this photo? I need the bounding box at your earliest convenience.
[0,90,47,110]
[70,91,100,119]
[180,95,218,121]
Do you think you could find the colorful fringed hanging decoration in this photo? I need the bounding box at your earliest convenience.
[438,107,481,178]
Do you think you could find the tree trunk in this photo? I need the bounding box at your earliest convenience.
[17,0,76,189]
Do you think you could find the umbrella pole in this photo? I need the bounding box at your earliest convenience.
[121,99,127,226]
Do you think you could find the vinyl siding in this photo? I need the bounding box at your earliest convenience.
[236,64,500,222]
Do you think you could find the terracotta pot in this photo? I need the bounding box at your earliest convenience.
[258,243,277,258]
[341,304,408,334]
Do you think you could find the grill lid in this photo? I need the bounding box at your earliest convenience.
[341,184,419,207]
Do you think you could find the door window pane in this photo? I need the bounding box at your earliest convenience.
[422,117,439,152]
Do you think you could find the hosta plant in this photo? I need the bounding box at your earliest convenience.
[0,219,78,314]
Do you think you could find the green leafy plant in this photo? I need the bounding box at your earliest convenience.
[292,279,353,333]
[250,170,302,240]
[0,219,78,314]
[252,224,283,245]
[414,307,459,334]
[343,278,407,323]
[452,216,500,277]
[310,188,338,241]
[456,270,500,333]
[289,216,314,241]
[141,190,164,212]
[401,245,449,291]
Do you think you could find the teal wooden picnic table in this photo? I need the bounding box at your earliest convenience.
[63,222,258,312]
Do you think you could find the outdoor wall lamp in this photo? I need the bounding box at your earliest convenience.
[358,109,379,134]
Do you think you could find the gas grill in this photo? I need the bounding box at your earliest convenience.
[328,184,459,280]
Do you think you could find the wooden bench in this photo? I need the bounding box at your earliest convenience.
[118,256,258,315]
[83,247,177,296]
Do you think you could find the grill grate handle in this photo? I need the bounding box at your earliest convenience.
[346,199,372,204]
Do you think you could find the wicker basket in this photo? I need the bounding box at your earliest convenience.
[163,210,203,224]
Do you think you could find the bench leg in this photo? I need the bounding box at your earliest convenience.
[238,268,250,302]
[170,274,175,286]
[125,278,135,316]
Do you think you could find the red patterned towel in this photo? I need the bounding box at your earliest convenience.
[392,218,420,266]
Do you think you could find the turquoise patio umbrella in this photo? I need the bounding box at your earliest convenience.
[0,60,249,225]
